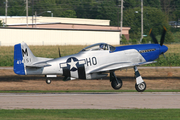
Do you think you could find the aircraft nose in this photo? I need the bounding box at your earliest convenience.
[160,45,168,54]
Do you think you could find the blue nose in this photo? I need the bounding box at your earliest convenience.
[160,45,168,54]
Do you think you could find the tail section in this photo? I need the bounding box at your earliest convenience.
[14,42,36,75]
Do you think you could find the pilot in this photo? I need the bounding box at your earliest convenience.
[99,44,105,50]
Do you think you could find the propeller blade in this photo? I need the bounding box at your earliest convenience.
[155,57,159,70]
[160,26,167,46]
[163,53,166,60]
[58,47,61,57]
[149,28,158,44]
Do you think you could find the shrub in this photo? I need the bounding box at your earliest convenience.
[132,39,138,44]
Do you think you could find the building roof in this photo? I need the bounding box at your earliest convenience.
[0,16,110,26]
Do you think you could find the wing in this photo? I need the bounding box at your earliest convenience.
[87,61,156,74]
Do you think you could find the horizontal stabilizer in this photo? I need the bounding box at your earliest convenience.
[26,62,51,68]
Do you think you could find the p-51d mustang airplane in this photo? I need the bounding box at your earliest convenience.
[14,27,168,92]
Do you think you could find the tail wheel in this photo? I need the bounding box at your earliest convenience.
[46,79,51,84]
[135,82,146,92]
[111,78,122,90]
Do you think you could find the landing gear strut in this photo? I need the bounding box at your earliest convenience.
[134,66,146,92]
[110,72,122,90]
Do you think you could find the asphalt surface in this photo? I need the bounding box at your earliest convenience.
[0,92,180,109]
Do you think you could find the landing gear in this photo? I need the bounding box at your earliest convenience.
[46,79,51,84]
[135,82,146,92]
[45,75,57,84]
[109,67,146,92]
[110,72,122,90]
[134,66,146,92]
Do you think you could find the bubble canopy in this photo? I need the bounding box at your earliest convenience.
[80,43,116,52]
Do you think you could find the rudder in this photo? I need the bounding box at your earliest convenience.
[14,43,25,75]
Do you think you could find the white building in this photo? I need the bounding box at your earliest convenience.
[0,16,130,46]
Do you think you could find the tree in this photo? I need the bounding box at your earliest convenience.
[169,0,180,25]
[143,0,161,8]
[61,10,77,18]
[160,0,172,20]
[8,0,26,16]
[0,0,5,16]
[54,0,78,17]
[34,0,59,16]
[75,0,99,19]
[95,0,119,26]
[164,31,174,43]
[123,6,171,41]
[120,35,128,44]
[123,7,141,39]
[123,0,140,9]
[32,0,76,18]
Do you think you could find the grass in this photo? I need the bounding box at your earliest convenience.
[173,31,180,43]
[30,45,87,58]
[0,45,87,66]
[0,109,180,120]
[1,44,180,66]
[153,44,180,66]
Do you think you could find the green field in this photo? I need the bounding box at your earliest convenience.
[0,109,179,120]
[0,45,86,66]
[0,44,180,66]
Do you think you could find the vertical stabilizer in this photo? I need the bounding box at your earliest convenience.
[13,42,36,75]
[14,43,25,75]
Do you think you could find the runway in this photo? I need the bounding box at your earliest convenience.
[0,92,180,109]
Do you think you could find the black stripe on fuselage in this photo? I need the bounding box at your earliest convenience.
[63,67,70,77]
[78,65,86,79]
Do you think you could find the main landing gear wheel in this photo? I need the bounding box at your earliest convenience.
[135,82,146,92]
[111,78,123,90]
[110,72,123,90]
[46,79,51,84]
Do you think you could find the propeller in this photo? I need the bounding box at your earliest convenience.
[149,27,171,68]
[160,26,167,46]
[149,26,167,46]
[149,28,158,44]
[58,47,61,57]
[149,26,167,59]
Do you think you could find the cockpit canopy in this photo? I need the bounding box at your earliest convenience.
[80,43,116,52]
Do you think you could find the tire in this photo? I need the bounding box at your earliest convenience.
[135,82,146,92]
[111,78,122,90]
[46,79,51,84]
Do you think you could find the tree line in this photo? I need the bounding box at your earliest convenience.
[0,0,180,43]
